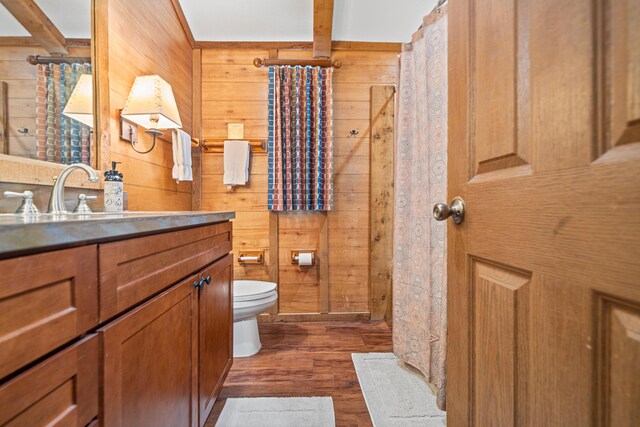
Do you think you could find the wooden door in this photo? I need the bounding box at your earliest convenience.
[0,335,98,427]
[100,276,199,427]
[447,0,640,425]
[198,254,233,425]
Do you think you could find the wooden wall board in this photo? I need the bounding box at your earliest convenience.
[105,0,193,211]
[369,85,395,320]
[200,48,398,318]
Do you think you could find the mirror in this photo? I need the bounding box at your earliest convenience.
[0,0,95,168]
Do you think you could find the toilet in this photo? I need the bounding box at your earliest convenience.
[233,280,278,357]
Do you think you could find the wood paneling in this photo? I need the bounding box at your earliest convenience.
[369,85,394,320]
[106,0,193,210]
[201,48,397,317]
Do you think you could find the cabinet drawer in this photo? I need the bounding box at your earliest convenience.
[0,246,98,379]
[99,221,232,321]
[0,334,98,427]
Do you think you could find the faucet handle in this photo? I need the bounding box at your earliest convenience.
[3,191,41,215]
[73,194,97,214]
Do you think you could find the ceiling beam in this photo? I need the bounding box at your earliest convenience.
[0,0,68,55]
[313,0,334,58]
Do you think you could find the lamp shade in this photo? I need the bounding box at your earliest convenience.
[62,73,94,127]
[120,75,182,130]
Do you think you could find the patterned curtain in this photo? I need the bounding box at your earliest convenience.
[393,9,448,410]
[267,66,333,211]
[36,63,92,165]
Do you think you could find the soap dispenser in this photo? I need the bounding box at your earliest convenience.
[104,161,124,212]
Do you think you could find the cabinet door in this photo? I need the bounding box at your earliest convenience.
[0,334,98,426]
[100,276,199,427]
[0,245,98,379]
[198,254,233,425]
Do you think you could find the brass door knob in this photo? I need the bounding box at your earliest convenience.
[433,197,465,224]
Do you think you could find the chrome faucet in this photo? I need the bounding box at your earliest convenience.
[47,163,100,214]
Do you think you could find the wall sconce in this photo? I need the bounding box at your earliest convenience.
[120,75,182,154]
[62,73,94,127]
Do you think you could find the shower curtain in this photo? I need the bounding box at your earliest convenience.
[36,63,92,165]
[392,7,448,410]
[267,66,334,211]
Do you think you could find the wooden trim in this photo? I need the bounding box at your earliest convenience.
[0,82,7,155]
[0,0,68,55]
[319,212,329,313]
[193,40,401,52]
[258,312,371,323]
[0,36,39,46]
[0,154,103,188]
[67,38,91,48]
[169,0,195,48]
[331,41,401,52]
[93,0,111,172]
[313,0,334,58]
[191,49,202,210]
[369,85,395,320]
[253,57,342,68]
[268,212,279,315]
[194,41,313,50]
[0,36,89,47]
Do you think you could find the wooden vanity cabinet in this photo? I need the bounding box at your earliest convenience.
[0,220,234,427]
[197,254,233,424]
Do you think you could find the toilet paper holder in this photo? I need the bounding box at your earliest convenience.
[291,250,315,266]
[238,250,264,265]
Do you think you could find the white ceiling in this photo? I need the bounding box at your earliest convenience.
[0,0,437,43]
[0,0,91,38]
[179,0,437,42]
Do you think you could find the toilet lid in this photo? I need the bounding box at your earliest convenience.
[234,280,277,302]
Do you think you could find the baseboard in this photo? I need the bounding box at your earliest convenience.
[258,312,371,323]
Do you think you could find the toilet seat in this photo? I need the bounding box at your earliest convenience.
[234,280,277,302]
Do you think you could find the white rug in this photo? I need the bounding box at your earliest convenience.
[352,353,446,426]
[215,397,336,427]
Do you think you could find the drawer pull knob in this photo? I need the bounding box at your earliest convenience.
[205,275,211,285]
[193,281,201,289]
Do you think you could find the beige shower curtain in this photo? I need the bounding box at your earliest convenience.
[393,7,448,410]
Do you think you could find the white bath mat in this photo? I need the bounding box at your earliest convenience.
[352,352,446,426]
[215,397,335,427]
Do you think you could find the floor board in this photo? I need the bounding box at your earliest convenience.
[205,320,393,426]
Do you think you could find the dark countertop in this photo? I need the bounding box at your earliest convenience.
[0,211,235,258]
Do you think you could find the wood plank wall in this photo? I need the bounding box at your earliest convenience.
[0,45,90,159]
[200,48,397,316]
[106,0,193,210]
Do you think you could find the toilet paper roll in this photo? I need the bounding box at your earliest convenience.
[297,252,314,266]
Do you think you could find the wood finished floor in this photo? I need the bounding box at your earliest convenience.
[205,321,392,426]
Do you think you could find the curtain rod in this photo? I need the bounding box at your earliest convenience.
[27,55,91,65]
[252,57,342,69]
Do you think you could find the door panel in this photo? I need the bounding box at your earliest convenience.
[448,0,640,425]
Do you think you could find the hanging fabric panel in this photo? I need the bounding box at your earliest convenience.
[268,65,333,211]
[393,9,449,411]
[35,62,92,166]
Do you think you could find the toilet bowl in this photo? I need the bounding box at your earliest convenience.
[233,280,278,357]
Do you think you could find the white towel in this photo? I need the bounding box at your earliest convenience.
[172,129,193,182]
[223,140,250,188]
